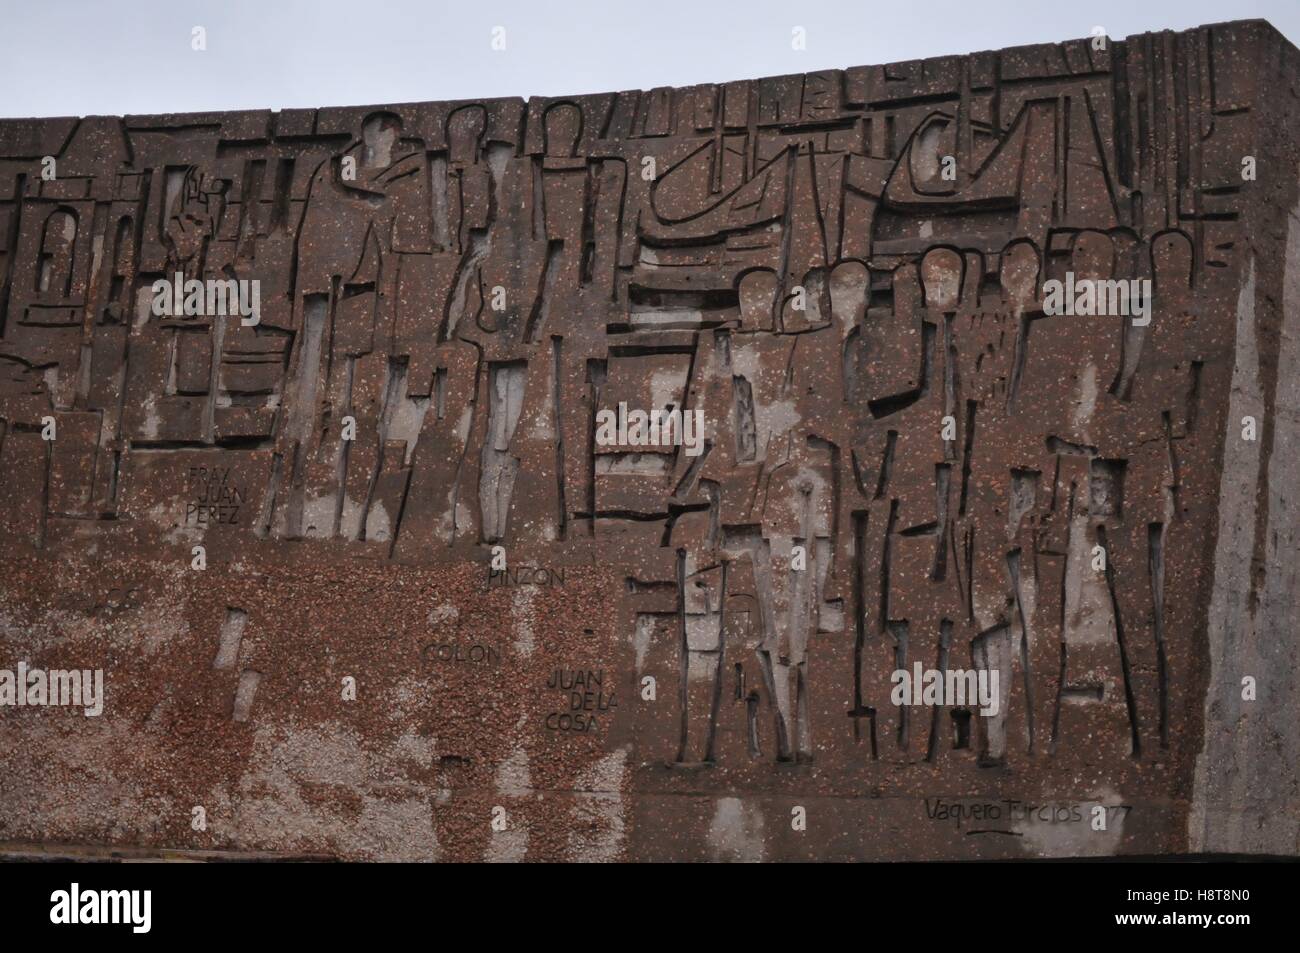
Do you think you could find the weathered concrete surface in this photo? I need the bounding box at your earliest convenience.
[0,20,1297,861]
[1189,33,1300,853]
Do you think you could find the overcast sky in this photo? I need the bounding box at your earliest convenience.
[3,0,1298,118]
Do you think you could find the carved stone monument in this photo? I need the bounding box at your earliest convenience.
[1,19,1297,861]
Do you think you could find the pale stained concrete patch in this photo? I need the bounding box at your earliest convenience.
[213,608,247,670]
[339,496,367,540]
[1191,263,1266,851]
[485,719,533,862]
[766,651,797,725]
[454,499,475,538]
[495,720,532,798]
[43,365,61,400]
[234,723,440,861]
[301,494,336,539]
[757,398,801,457]
[364,501,391,541]
[726,342,806,464]
[433,405,476,541]
[687,646,719,682]
[231,670,261,721]
[68,521,104,558]
[1019,560,1038,643]
[729,342,763,382]
[391,730,437,767]
[762,465,831,536]
[567,746,629,862]
[815,543,843,633]
[681,550,707,612]
[971,585,1008,634]
[510,586,537,658]
[596,453,670,475]
[1192,184,1300,853]
[125,592,193,657]
[527,378,555,441]
[648,366,688,413]
[685,612,721,652]
[0,717,173,841]
[483,813,528,863]
[427,602,459,627]
[356,797,442,863]
[719,536,781,685]
[0,563,190,658]
[381,674,430,724]
[133,285,154,331]
[707,796,766,862]
[0,607,84,653]
[1063,512,1114,647]
[140,397,161,441]
[143,498,202,546]
[387,396,430,464]
[632,614,655,673]
[975,628,1013,758]
[630,308,702,327]
[437,486,457,541]
[88,232,105,288]
[1014,786,1127,858]
[454,404,473,442]
[1071,361,1098,437]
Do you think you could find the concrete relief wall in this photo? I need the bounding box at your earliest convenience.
[0,19,1297,861]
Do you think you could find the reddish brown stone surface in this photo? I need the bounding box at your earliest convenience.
[1,19,1299,861]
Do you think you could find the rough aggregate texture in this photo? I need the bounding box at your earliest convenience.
[1,18,1298,860]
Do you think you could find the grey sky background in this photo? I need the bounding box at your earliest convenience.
[2,0,1298,118]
